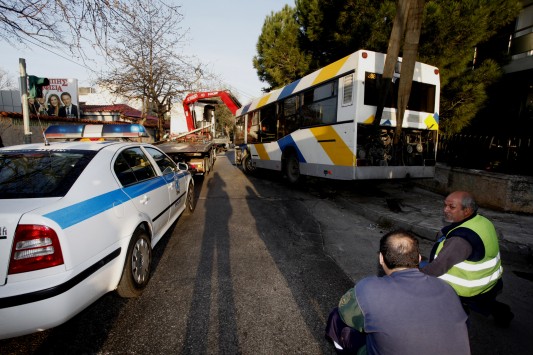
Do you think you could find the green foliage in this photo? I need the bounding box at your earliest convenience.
[255,0,522,135]
[440,60,502,135]
[215,105,235,136]
[418,0,521,134]
[253,5,312,90]
[296,0,390,68]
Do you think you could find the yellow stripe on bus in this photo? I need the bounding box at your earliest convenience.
[424,114,439,130]
[310,126,355,166]
[312,55,351,86]
[256,94,272,109]
[255,144,270,160]
[363,115,375,124]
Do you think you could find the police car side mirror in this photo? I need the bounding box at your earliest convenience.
[177,162,189,171]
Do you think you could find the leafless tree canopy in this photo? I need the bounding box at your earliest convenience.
[0,0,134,53]
[98,0,208,136]
[1,0,226,139]
[0,68,15,90]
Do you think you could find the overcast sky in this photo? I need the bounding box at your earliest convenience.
[0,0,291,103]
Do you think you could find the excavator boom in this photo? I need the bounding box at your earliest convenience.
[156,90,241,176]
[183,90,241,131]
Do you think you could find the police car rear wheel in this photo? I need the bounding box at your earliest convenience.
[117,229,152,298]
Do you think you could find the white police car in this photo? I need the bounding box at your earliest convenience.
[0,124,195,339]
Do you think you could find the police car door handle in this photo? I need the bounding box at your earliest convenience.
[139,195,149,204]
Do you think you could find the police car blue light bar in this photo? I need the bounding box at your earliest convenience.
[44,125,85,138]
[102,124,148,137]
[44,124,149,140]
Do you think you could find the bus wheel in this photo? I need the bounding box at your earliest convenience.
[284,153,300,184]
[242,153,256,174]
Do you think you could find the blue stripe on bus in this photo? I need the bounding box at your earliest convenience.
[240,103,252,115]
[278,135,306,163]
[278,80,301,100]
[44,176,173,229]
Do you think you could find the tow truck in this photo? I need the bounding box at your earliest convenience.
[156,91,241,175]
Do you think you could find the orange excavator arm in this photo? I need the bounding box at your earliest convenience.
[182,90,241,131]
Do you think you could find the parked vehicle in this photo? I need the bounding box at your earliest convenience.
[0,124,195,339]
[234,50,440,182]
[157,91,241,175]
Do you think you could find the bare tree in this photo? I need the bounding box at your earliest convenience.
[0,67,15,90]
[0,0,133,55]
[97,0,205,140]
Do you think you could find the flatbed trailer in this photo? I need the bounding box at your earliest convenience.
[156,91,241,175]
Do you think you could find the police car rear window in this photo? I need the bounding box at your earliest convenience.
[0,150,96,198]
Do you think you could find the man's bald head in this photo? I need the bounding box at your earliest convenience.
[444,191,478,223]
[379,230,420,270]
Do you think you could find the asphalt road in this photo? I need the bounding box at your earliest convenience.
[1,151,532,354]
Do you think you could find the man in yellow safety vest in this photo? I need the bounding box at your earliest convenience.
[421,191,514,327]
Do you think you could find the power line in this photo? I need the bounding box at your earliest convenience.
[22,37,99,75]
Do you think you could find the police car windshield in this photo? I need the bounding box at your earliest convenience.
[0,150,96,198]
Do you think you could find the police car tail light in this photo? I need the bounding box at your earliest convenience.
[8,225,64,274]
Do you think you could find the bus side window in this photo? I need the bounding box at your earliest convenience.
[300,81,338,126]
[300,90,317,127]
[283,95,300,134]
[260,104,277,142]
[247,113,260,143]
[234,116,245,145]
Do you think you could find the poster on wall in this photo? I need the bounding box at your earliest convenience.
[29,78,80,119]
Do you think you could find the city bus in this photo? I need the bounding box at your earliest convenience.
[234,49,440,182]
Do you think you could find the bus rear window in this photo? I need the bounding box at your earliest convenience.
[364,71,436,113]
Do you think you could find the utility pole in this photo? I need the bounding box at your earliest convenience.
[19,58,31,144]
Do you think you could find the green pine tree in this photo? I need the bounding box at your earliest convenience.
[255,0,521,135]
[253,5,312,90]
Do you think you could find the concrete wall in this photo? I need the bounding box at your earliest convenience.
[416,163,533,214]
[0,91,22,114]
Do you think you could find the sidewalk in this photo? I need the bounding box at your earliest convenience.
[337,180,533,264]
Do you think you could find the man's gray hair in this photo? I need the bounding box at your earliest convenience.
[462,193,478,213]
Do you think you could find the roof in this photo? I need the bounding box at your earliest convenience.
[1,140,122,152]
[83,104,158,122]
[0,111,134,125]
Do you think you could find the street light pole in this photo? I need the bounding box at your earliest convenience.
[19,58,31,144]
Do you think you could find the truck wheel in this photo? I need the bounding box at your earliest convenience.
[184,181,195,215]
[284,152,301,184]
[210,149,216,168]
[242,153,256,174]
[117,229,152,298]
[204,157,210,175]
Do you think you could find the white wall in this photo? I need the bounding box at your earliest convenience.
[0,90,22,113]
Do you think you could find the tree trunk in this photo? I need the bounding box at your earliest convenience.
[373,0,410,128]
[394,0,424,145]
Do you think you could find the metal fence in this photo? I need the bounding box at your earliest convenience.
[437,134,533,176]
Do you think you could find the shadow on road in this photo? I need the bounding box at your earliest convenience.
[242,176,354,352]
[181,172,240,354]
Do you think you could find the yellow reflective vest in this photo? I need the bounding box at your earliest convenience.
[435,215,502,297]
